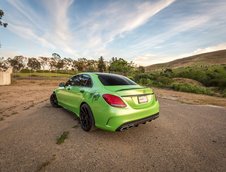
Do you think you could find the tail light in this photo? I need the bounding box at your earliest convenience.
[102,94,126,108]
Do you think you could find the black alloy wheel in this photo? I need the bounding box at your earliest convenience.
[50,93,60,107]
[80,104,95,132]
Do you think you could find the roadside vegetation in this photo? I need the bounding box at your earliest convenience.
[1,51,226,97]
[133,65,226,97]
[12,62,226,97]
[56,131,69,145]
[14,71,72,78]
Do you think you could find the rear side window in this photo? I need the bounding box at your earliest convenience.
[98,74,137,86]
[80,74,92,87]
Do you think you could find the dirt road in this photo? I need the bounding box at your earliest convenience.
[0,80,226,171]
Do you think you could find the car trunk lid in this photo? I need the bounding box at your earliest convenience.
[104,85,155,109]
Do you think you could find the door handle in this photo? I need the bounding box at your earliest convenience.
[80,90,85,93]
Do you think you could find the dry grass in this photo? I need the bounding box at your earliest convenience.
[146,49,226,71]
[172,78,203,86]
[154,88,226,108]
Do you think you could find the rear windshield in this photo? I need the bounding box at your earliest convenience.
[98,74,137,86]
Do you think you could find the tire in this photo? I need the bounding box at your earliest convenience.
[50,93,60,108]
[80,104,95,132]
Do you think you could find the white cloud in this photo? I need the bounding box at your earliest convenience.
[107,0,175,41]
[0,49,20,58]
[134,53,174,66]
[2,0,226,62]
[72,0,175,56]
[5,0,175,57]
[7,0,43,31]
[193,43,226,54]
[42,0,74,42]
[134,42,226,66]
[8,23,55,49]
[5,0,76,56]
[128,15,211,55]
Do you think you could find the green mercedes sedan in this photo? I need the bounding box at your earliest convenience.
[50,73,159,132]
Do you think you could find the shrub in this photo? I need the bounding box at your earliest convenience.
[222,89,226,97]
[139,78,152,85]
[171,83,213,95]
[20,69,34,73]
[156,76,172,86]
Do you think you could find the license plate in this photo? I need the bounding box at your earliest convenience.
[138,96,148,104]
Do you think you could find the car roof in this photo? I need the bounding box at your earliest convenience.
[80,72,123,77]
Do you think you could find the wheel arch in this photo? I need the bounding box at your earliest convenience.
[80,101,88,110]
[79,102,94,118]
[79,101,96,128]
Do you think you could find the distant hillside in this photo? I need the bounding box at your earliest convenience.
[146,50,226,71]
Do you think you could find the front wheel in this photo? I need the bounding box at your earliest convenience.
[50,93,60,108]
[80,104,95,132]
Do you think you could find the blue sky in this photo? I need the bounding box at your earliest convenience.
[0,0,226,65]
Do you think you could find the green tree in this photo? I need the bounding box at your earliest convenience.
[56,59,64,70]
[52,53,61,59]
[8,56,24,71]
[163,68,173,77]
[74,58,87,71]
[98,56,106,72]
[27,58,41,70]
[138,66,145,73]
[0,61,7,70]
[109,58,133,75]
[86,59,97,72]
[0,9,8,28]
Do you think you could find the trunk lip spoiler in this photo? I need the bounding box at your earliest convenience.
[121,93,154,97]
[115,87,148,92]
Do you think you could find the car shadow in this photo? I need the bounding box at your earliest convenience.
[45,102,156,140]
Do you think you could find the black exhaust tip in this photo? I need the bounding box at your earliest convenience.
[116,113,159,131]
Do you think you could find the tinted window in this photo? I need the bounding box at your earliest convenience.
[98,74,137,86]
[66,75,80,86]
[66,74,92,87]
[80,74,92,87]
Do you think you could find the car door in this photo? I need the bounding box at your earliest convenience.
[66,74,93,114]
[56,76,77,109]
[64,74,88,114]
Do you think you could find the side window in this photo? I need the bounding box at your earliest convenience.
[71,75,81,86]
[65,78,73,86]
[65,75,81,86]
[80,74,92,87]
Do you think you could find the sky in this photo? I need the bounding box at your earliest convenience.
[0,0,226,66]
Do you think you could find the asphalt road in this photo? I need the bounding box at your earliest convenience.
[0,98,226,172]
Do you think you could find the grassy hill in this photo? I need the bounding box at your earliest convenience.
[146,49,226,71]
[134,50,226,97]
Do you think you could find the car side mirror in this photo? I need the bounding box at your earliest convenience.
[59,82,65,87]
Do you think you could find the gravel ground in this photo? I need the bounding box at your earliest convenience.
[0,79,226,172]
[0,98,226,172]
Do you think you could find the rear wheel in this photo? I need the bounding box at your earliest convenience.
[80,104,95,132]
[50,93,60,107]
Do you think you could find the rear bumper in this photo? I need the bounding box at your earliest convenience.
[95,100,159,131]
[116,113,159,131]
[91,101,159,132]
